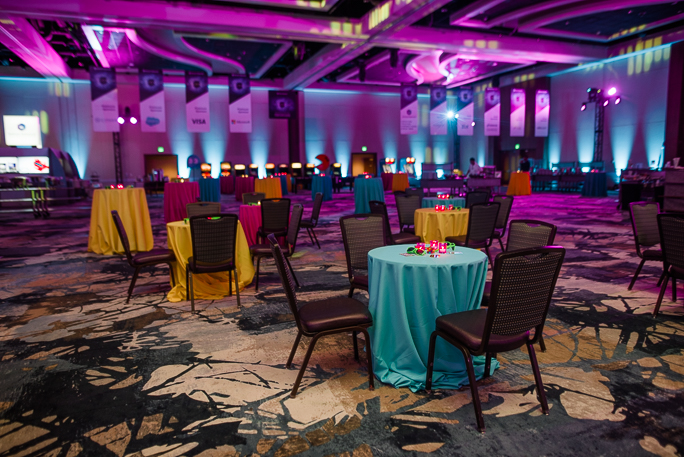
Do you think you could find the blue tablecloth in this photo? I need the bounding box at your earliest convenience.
[312,175,333,201]
[582,172,607,197]
[199,178,220,202]
[422,197,465,209]
[368,245,495,391]
[354,178,384,214]
[277,175,289,196]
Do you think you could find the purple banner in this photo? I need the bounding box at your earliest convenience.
[510,88,526,137]
[456,88,473,136]
[400,83,418,135]
[429,85,447,135]
[535,90,550,137]
[484,88,500,137]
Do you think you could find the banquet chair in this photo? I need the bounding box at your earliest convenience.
[186,202,221,218]
[111,211,176,303]
[187,213,240,312]
[394,193,422,234]
[446,202,500,266]
[653,213,684,317]
[267,233,374,398]
[426,246,566,433]
[465,191,489,208]
[251,203,303,291]
[242,192,266,205]
[405,187,424,201]
[256,198,291,243]
[490,195,514,251]
[369,200,421,245]
[300,192,323,249]
[628,202,664,291]
[340,214,387,298]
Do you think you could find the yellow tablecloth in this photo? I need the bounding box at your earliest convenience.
[88,188,154,255]
[392,173,410,193]
[166,220,255,302]
[507,172,531,196]
[414,208,469,242]
[255,178,283,199]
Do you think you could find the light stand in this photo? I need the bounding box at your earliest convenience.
[581,87,621,163]
[113,106,138,186]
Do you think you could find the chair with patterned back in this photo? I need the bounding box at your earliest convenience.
[242,192,266,205]
[369,200,421,245]
[256,198,291,243]
[465,191,489,208]
[340,214,387,298]
[300,192,324,249]
[629,202,663,291]
[186,202,221,218]
[446,202,500,266]
[653,213,684,317]
[491,195,514,250]
[394,193,422,234]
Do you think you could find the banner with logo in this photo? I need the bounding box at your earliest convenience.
[139,69,165,133]
[535,89,550,137]
[90,68,119,132]
[484,88,500,137]
[429,85,447,135]
[229,75,252,133]
[510,88,526,137]
[268,90,298,119]
[400,83,418,135]
[456,88,474,136]
[186,71,210,132]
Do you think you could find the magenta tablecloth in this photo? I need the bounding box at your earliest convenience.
[164,182,199,223]
[220,176,234,194]
[235,177,256,202]
[381,173,394,191]
[239,205,261,246]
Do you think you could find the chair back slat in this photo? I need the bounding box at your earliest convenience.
[492,195,513,230]
[189,214,238,266]
[466,191,489,208]
[466,202,499,244]
[268,234,302,326]
[405,187,424,199]
[243,192,266,205]
[369,200,393,244]
[286,204,304,252]
[311,192,324,224]
[340,214,386,276]
[261,198,291,233]
[186,202,221,218]
[506,220,557,252]
[110,210,133,265]
[658,213,684,270]
[486,247,565,342]
[395,194,421,229]
[630,202,660,249]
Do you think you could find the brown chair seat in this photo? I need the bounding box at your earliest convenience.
[133,249,175,266]
[351,274,368,288]
[642,249,663,260]
[392,232,421,245]
[436,309,529,353]
[299,297,373,333]
[250,241,286,256]
[300,219,315,228]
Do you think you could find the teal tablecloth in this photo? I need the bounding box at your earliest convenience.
[368,245,495,391]
[422,197,465,209]
[312,175,333,201]
[277,175,289,196]
[199,178,221,202]
[582,172,607,197]
[354,178,384,214]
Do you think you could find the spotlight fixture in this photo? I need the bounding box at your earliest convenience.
[581,86,621,162]
[607,87,617,96]
[580,103,587,111]
[447,110,454,119]
[603,99,610,107]
[130,116,138,125]
[117,116,125,124]
[454,113,459,119]
[615,96,621,105]
[471,121,476,127]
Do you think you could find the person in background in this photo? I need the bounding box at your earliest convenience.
[467,157,482,177]
[520,153,531,172]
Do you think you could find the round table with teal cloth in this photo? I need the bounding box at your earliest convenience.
[199,178,221,202]
[277,175,289,196]
[367,244,496,392]
[582,172,607,197]
[311,175,333,201]
[354,177,384,214]
[422,196,465,209]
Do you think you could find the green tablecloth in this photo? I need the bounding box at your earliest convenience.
[422,197,465,209]
[354,177,384,214]
[312,175,333,201]
[199,178,221,202]
[368,245,496,391]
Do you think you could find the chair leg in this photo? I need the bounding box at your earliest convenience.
[360,328,375,391]
[527,342,549,415]
[255,257,261,291]
[306,227,315,246]
[166,263,176,287]
[189,271,195,313]
[126,267,141,303]
[497,237,504,252]
[228,270,233,297]
[539,336,547,352]
[628,259,646,290]
[311,228,321,249]
[673,277,677,302]
[348,286,355,298]
[291,334,321,398]
[287,331,302,368]
[657,270,666,287]
[484,246,493,268]
[352,331,359,361]
[460,346,485,433]
[185,267,190,302]
[484,353,492,379]
[285,256,300,288]
[425,331,438,392]
[654,273,669,317]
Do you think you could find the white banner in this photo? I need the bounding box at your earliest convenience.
[400,83,418,135]
[484,88,500,137]
[510,88,526,137]
[90,68,119,132]
[229,75,252,133]
[535,89,550,137]
[186,72,210,133]
[429,85,447,135]
[139,70,166,133]
[457,88,473,136]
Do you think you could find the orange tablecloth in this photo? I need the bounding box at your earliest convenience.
[255,178,283,199]
[507,172,531,196]
[392,173,410,193]
[414,208,470,242]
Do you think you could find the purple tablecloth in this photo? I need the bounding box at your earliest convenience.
[381,173,394,191]
[235,177,256,202]
[164,182,199,223]
[220,176,234,194]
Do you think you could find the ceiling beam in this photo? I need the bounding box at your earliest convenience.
[449,0,509,27]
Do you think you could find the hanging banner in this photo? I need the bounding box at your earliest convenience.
[139,69,166,133]
[456,88,474,136]
[484,88,501,137]
[510,88,526,137]
[186,71,210,132]
[400,83,418,135]
[229,75,252,133]
[535,89,550,137]
[90,68,119,132]
[268,90,298,119]
[429,85,447,135]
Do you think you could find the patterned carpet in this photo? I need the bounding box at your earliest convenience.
[2,189,684,457]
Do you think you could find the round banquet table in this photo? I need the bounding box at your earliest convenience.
[199,177,221,202]
[506,171,531,196]
[166,220,255,302]
[88,188,154,255]
[582,172,607,197]
[164,182,199,223]
[311,175,333,202]
[381,173,394,191]
[255,178,283,199]
[219,176,234,194]
[392,173,410,193]
[354,177,385,214]
[235,177,255,202]
[422,196,465,209]
[368,244,495,391]
[414,208,469,242]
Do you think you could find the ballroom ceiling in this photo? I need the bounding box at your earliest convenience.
[0,0,682,89]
